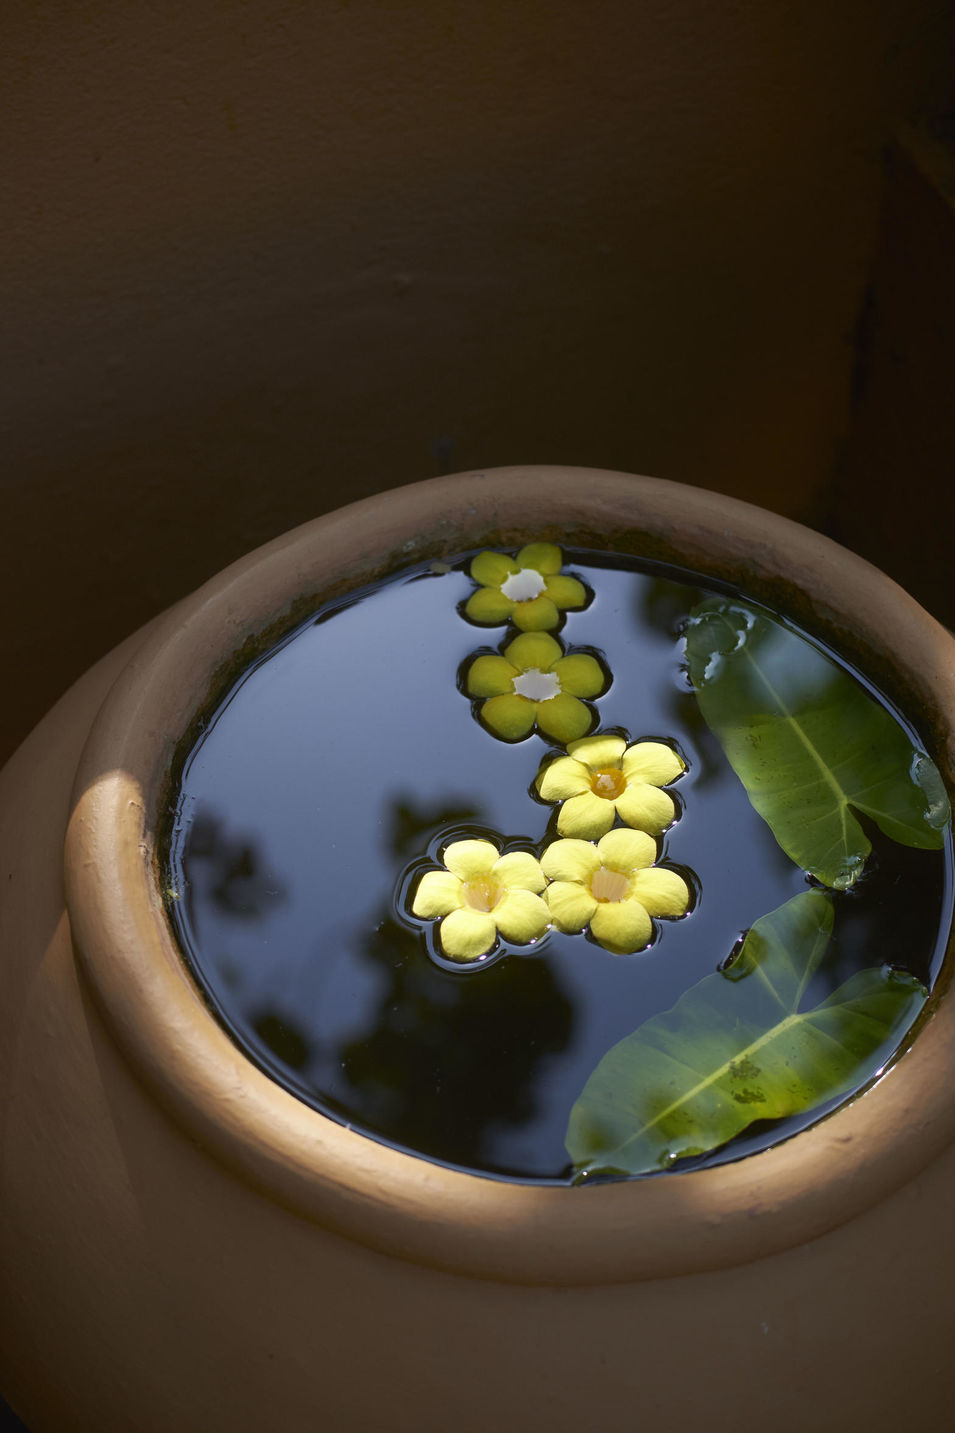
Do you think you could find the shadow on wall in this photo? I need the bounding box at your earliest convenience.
[829,119,955,630]
[2,1,954,764]
[0,1399,27,1431]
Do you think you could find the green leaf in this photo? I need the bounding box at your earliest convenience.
[684,599,949,888]
[566,891,927,1176]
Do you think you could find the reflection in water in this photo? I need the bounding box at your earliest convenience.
[635,574,703,644]
[184,810,286,920]
[251,1011,312,1070]
[165,550,952,1183]
[387,794,483,861]
[818,815,943,994]
[174,796,579,1178]
[340,914,575,1173]
[632,576,726,788]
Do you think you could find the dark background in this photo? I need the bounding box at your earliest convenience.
[2,2,955,772]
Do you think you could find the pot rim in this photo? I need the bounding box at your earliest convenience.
[64,466,955,1286]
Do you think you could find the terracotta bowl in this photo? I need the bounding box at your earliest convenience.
[2,467,955,1432]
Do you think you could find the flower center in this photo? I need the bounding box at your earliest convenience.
[500,568,546,603]
[512,668,561,702]
[463,878,499,912]
[591,767,626,800]
[590,866,630,903]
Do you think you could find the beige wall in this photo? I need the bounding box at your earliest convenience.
[2,1,953,762]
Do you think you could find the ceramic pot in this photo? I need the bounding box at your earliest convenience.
[2,467,955,1432]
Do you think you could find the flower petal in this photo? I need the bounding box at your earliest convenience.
[464,587,515,625]
[511,595,560,632]
[412,870,464,918]
[542,573,587,609]
[536,693,592,743]
[504,631,564,672]
[439,907,498,961]
[621,741,686,786]
[493,889,551,943]
[491,850,546,893]
[467,654,519,697]
[552,654,605,698]
[536,756,591,801]
[443,839,499,880]
[590,900,653,955]
[470,551,518,587]
[566,734,627,768]
[596,827,657,873]
[482,694,537,740]
[614,783,676,835]
[557,791,616,839]
[630,868,690,919]
[516,542,563,574]
[545,880,598,932]
[541,838,602,884]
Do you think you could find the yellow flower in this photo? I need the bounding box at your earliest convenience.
[466,632,605,743]
[465,543,587,632]
[411,838,550,961]
[536,734,685,838]
[542,829,690,955]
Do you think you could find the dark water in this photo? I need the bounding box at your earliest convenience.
[164,551,953,1182]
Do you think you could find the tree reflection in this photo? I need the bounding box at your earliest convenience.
[339,914,575,1175]
[184,809,287,919]
[330,792,576,1176]
[180,799,578,1178]
[387,794,482,861]
[250,1010,312,1071]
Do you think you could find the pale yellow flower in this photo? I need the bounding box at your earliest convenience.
[412,838,550,961]
[464,543,587,632]
[466,632,605,743]
[542,829,690,955]
[536,733,684,838]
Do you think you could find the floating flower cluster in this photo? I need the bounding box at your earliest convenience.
[408,544,694,962]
